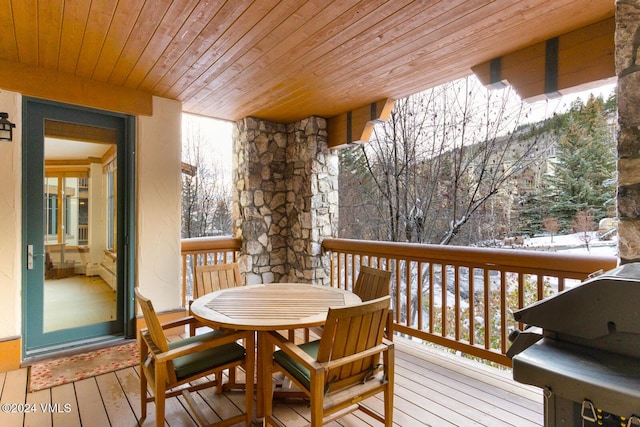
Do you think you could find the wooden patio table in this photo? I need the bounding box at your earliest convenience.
[189,283,362,419]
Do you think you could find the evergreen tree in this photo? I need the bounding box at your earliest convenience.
[514,190,548,235]
[544,95,616,231]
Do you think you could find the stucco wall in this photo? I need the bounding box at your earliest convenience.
[0,90,22,339]
[136,96,183,311]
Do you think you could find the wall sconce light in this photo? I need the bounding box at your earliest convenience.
[0,112,16,141]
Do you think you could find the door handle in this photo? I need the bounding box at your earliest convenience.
[27,245,45,270]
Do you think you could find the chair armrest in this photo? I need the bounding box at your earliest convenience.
[158,316,198,330]
[322,342,392,371]
[152,329,251,364]
[265,330,320,370]
[266,330,393,373]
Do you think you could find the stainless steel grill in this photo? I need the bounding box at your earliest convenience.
[507,263,640,427]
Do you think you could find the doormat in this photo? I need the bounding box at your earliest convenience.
[29,342,139,392]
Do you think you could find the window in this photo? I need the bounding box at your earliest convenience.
[105,161,117,252]
[44,174,87,246]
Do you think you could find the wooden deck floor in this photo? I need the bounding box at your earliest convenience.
[0,337,543,427]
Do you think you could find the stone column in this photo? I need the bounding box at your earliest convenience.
[232,116,337,285]
[616,0,640,264]
[285,117,338,285]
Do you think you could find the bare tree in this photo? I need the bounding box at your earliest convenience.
[182,116,232,238]
[542,216,560,243]
[572,210,596,252]
[347,77,547,245]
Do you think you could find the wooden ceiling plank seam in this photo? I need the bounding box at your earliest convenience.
[106,0,174,87]
[183,0,363,114]
[12,0,38,65]
[123,0,204,89]
[153,0,276,97]
[134,0,232,92]
[268,1,612,120]
[91,0,147,82]
[170,0,309,103]
[226,0,334,81]
[172,0,308,103]
[167,0,294,101]
[57,0,91,75]
[147,0,254,95]
[37,0,64,70]
[75,0,119,79]
[192,0,412,118]
[220,0,507,122]
[0,0,19,62]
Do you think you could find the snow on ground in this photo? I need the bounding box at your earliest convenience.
[519,232,618,257]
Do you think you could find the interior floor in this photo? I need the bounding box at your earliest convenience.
[43,275,116,333]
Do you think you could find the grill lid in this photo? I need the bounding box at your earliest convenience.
[512,263,640,357]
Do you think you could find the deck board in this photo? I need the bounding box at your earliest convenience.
[95,372,139,426]
[51,382,81,427]
[75,377,111,427]
[0,337,542,426]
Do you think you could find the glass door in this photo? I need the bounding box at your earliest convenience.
[23,98,135,358]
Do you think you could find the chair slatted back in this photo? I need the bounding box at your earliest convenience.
[194,263,242,298]
[317,296,390,392]
[353,266,391,301]
[135,288,169,353]
[135,288,178,383]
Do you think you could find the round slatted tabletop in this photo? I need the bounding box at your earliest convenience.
[190,283,361,331]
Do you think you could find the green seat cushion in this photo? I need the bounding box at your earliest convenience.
[169,330,245,381]
[273,340,320,391]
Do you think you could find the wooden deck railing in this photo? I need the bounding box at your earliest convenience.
[179,236,617,367]
[180,236,242,307]
[321,238,618,366]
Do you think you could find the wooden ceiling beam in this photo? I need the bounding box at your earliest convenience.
[44,120,117,145]
[0,60,153,116]
[328,99,395,149]
[472,17,615,102]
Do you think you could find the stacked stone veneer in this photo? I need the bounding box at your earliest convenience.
[617,0,640,263]
[232,116,338,285]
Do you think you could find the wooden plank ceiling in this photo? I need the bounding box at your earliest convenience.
[0,0,614,125]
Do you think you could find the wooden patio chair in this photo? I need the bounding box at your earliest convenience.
[262,296,394,426]
[194,262,243,296]
[305,265,392,342]
[135,288,254,427]
[190,262,243,335]
[353,265,392,301]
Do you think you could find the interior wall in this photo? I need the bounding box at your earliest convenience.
[0,90,22,339]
